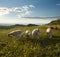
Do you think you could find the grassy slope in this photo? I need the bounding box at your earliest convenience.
[0,25,60,57]
[48,19,60,25]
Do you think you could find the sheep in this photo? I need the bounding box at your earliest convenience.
[8,30,23,38]
[46,27,53,38]
[25,30,31,37]
[32,28,40,38]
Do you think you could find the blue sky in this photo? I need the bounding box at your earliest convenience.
[0,0,60,25]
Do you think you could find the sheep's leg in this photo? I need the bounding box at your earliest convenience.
[50,33,52,38]
[47,32,49,38]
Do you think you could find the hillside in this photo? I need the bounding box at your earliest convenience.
[48,19,60,25]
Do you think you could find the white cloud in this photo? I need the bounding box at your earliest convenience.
[17,5,35,18]
[29,5,35,8]
[18,11,31,18]
[0,7,11,16]
[14,7,23,12]
[0,5,35,17]
[22,5,29,11]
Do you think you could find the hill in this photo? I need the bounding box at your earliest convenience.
[48,19,60,25]
[27,24,38,26]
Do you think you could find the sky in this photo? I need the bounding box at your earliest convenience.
[0,0,60,25]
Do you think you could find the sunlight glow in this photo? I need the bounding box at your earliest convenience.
[0,18,52,25]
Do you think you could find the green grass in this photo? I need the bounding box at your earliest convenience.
[0,25,60,57]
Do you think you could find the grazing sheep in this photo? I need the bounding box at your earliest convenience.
[46,27,53,38]
[8,30,23,38]
[32,28,40,38]
[25,30,31,37]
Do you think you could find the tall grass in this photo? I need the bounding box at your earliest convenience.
[0,25,60,57]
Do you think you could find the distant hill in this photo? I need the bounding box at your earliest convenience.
[0,26,13,29]
[12,24,25,26]
[27,24,38,26]
[48,19,60,25]
[0,24,38,29]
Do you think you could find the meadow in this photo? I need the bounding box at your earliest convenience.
[0,25,60,57]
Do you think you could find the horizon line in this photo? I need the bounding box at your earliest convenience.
[22,16,60,19]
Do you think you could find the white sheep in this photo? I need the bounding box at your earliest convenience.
[32,28,40,38]
[46,27,53,38]
[25,30,31,37]
[8,30,23,38]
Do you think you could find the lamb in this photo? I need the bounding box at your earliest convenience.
[8,30,23,38]
[46,27,53,38]
[25,30,31,37]
[32,28,40,38]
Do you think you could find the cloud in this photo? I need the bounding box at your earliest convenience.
[13,5,35,13]
[0,5,35,17]
[18,11,31,18]
[0,7,11,16]
[17,5,35,18]
[14,7,23,12]
[29,5,35,8]
[56,3,60,6]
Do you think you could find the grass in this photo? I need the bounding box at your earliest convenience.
[0,25,60,57]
